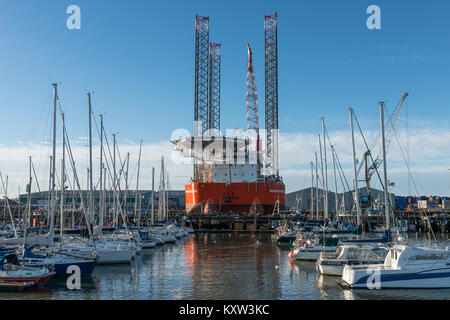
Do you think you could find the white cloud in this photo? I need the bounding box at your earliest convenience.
[0,127,449,198]
[278,128,450,196]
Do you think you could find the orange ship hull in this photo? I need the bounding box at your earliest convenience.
[185,182,285,215]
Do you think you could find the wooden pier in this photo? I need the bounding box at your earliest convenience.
[183,213,294,232]
[181,209,450,233]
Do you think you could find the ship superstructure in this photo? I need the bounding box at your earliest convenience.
[173,13,285,215]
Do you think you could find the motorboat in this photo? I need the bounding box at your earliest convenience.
[135,230,157,249]
[156,229,177,244]
[339,245,450,288]
[276,230,297,246]
[166,225,185,240]
[0,254,55,289]
[340,230,392,244]
[317,244,386,276]
[289,236,340,261]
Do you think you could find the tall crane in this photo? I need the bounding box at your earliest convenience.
[264,13,279,178]
[208,43,221,134]
[364,92,408,191]
[194,15,209,137]
[246,44,261,177]
[193,15,209,181]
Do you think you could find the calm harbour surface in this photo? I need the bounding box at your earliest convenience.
[1,232,449,300]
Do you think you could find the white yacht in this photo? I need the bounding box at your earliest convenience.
[339,245,450,288]
[317,245,386,276]
[133,230,157,249]
[276,230,297,247]
[156,229,177,244]
[289,237,340,261]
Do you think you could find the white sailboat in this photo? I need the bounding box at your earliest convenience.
[54,91,136,264]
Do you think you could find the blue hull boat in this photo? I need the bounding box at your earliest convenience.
[51,260,97,277]
[21,246,97,277]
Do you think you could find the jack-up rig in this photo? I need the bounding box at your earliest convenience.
[173,13,285,216]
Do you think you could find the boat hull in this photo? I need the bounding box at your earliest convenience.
[58,246,135,265]
[23,258,96,277]
[341,266,450,289]
[0,273,55,288]
[185,182,285,215]
[52,261,96,277]
[97,249,135,264]
[291,247,338,261]
[317,260,383,276]
[318,263,344,276]
[140,241,156,249]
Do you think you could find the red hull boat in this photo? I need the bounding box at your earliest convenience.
[0,254,55,289]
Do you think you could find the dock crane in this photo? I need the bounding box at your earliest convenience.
[364,92,408,192]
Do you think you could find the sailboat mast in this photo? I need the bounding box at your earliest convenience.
[88,92,94,228]
[151,167,155,225]
[135,140,142,227]
[165,170,169,221]
[48,155,51,226]
[22,156,32,265]
[315,153,319,220]
[124,153,130,221]
[27,157,32,222]
[72,165,76,229]
[112,133,116,227]
[60,111,65,240]
[0,171,17,237]
[310,161,314,219]
[331,146,339,222]
[379,100,390,230]
[349,107,361,226]
[102,167,106,229]
[318,135,325,220]
[50,83,57,241]
[321,117,328,220]
[2,176,6,220]
[159,157,165,221]
[99,114,104,229]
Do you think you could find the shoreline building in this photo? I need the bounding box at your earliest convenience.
[286,187,395,215]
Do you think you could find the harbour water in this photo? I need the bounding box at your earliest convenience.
[1,232,449,300]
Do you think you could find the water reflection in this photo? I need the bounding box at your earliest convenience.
[0,233,447,300]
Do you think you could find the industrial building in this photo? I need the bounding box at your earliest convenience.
[286,187,395,213]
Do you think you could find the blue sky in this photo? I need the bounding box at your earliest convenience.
[0,0,449,196]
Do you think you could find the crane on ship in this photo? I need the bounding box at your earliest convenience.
[246,43,262,179]
[363,92,409,193]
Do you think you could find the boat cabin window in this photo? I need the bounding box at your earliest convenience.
[409,253,448,261]
[358,249,378,260]
[390,250,399,260]
[347,248,359,259]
